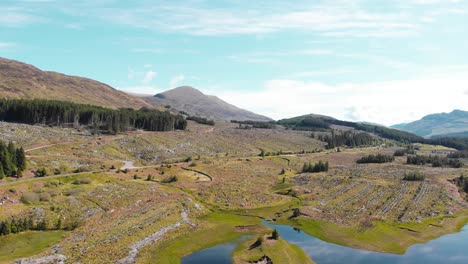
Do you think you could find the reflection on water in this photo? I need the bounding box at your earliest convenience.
[182,221,468,264]
[263,220,468,264]
[182,236,248,264]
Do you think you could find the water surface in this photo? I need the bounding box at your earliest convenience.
[263,220,468,264]
[183,221,468,264]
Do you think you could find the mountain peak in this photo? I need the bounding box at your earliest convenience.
[148,86,272,122]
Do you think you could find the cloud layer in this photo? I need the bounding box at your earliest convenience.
[216,70,468,125]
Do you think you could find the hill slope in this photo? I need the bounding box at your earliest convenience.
[0,57,151,109]
[144,86,272,122]
[278,114,424,143]
[391,110,468,138]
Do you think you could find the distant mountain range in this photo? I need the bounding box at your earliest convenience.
[0,57,151,109]
[143,86,272,122]
[391,110,468,138]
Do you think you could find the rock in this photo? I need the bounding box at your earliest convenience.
[15,254,67,264]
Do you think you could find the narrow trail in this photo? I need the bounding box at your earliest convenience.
[25,143,60,152]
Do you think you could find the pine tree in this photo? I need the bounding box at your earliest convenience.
[16,147,26,171]
[271,229,279,240]
[0,163,4,179]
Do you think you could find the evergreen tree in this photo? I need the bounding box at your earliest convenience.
[16,147,26,171]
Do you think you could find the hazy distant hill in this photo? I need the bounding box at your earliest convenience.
[278,113,424,143]
[0,57,151,109]
[391,110,468,138]
[144,86,272,122]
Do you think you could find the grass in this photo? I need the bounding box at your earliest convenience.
[233,236,314,264]
[144,204,299,264]
[148,222,247,264]
[0,231,68,263]
[276,211,468,254]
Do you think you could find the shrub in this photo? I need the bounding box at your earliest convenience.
[162,176,178,183]
[393,149,406,157]
[73,178,91,185]
[80,178,91,184]
[249,237,264,249]
[34,168,48,177]
[21,192,40,204]
[403,172,425,181]
[39,193,51,202]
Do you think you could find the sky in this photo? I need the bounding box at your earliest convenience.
[1,0,468,125]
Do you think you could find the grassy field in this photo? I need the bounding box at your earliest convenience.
[0,231,68,264]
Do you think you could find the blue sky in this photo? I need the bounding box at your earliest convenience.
[1,0,468,125]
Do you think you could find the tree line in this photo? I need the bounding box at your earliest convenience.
[0,99,187,134]
[277,115,468,150]
[187,116,215,126]
[302,161,329,173]
[313,131,377,149]
[231,120,277,129]
[0,140,26,179]
[406,155,464,168]
[357,154,394,164]
[448,151,468,159]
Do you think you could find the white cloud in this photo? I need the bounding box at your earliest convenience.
[117,86,159,95]
[142,70,157,84]
[64,23,82,30]
[412,0,462,4]
[95,2,419,37]
[293,69,355,78]
[0,42,16,49]
[0,7,39,27]
[216,70,468,125]
[132,48,162,53]
[169,74,185,88]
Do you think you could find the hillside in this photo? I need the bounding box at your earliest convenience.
[0,57,151,109]
[278,114,425,142]
[144,86,272,122]
[391,110,468,138]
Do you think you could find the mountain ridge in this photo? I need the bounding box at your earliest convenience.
[145,86,272,122]
[0,57,152,109]
[391,109,468,138]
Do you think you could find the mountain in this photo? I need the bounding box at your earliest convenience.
[391,110,468,138]
[0,57,151,109]
[357,121,386,127]
[144,86,272,122]
[278,114,424,143]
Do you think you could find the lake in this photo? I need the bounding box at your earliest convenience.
[263,220,468,264]
[183,221,468,264]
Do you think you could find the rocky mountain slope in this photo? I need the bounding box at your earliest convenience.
[0,57,151,109]
[144,86,272,122]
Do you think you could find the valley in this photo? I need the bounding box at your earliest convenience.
[1,120,467,263]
